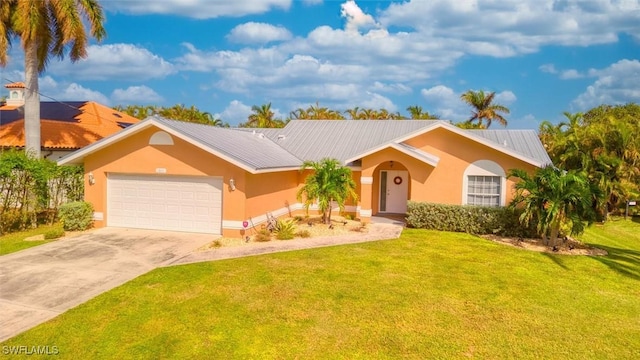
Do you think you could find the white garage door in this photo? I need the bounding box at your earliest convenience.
[107,174,222,234]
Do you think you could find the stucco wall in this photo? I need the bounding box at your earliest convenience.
[358,128,538,215]
[84,127,247,232]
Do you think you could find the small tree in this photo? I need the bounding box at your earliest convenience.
[509,166,594,247]
[297,158,358,224]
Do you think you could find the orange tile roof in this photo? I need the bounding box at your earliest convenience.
[5,82,25,89]
[0,101,139,150]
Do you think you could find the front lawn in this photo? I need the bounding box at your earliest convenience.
[3,220,639,359]
[0,224,64,255]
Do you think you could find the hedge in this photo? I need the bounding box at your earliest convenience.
[405,201,538,238]
[58,201,94,231]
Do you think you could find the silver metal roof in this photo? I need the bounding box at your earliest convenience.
[468,129,553,165]
[261,120,440,162]
[154,117,302,170]
[156,118,551,169]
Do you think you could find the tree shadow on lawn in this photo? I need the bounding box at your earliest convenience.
[540,252,569,270]
[585,244,640,281]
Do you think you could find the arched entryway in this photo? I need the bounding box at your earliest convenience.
[373,162,411,214]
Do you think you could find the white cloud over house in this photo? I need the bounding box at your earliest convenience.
[48,44,175,81]
[111,86,164,105]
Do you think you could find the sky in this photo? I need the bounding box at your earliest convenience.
[1,0,639,129]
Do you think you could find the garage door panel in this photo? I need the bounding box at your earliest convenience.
[107,174,222,234]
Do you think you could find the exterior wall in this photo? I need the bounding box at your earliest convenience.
[362,149,428,216]
[83,127,247,235]
[401,127,538,205]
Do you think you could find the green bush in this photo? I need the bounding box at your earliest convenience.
[406,201,537,238]
[44,227,66,240]
[0,209,35,234]
[274,219,296,240]
[58,201,94,231]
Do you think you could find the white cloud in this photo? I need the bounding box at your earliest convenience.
[111,86,164,105]
[48,44,175,81]
[303,0,323,5]
[369,81,412,94]
[214,100,253,125]
[379,0,639,54]
[559,69,584,79]
[572,59,640,110]
[58,83,110,105]
[103,0,291,19]
[420,85,466,121]
[539,64,557,74]
[227,22,293,44]
[359,92,397,112]
[495,90,517,105]
[341,1,378,32]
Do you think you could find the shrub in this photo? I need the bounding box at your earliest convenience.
[58,201,94,231]
[295,229,311,238]
[274,219,296,240]
[406,201,537,238]
[0,209,35,234]
[254,229,272,242]
[44,227,65,240]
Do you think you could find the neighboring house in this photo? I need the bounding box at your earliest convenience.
[58,116,551,237]
[1,82,139,161]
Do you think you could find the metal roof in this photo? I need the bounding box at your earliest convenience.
[468,129,552,166]
[260,120,440,162]
[60,117,551,171]
[154,117,302,170]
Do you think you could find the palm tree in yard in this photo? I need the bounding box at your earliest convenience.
[297,158,358,225]
[0,0,106,158]
[509,166,594,247]
[460,90,510,128]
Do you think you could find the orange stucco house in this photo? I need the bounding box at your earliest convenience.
[58,116,551,237]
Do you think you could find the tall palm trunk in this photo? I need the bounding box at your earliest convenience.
[24,40,41,158]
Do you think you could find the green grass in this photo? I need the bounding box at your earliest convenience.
[3,220,640,359]
[0,224,64,255]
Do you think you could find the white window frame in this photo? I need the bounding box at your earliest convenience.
[462,160,506,207]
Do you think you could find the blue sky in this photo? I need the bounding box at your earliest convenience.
[2,0,639,128]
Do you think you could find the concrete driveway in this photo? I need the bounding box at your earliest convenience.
[0,227,215,342]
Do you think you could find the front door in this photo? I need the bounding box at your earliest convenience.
[379,170,408,213]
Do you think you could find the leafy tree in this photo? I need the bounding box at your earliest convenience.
[509,166,594,247]
[0,0,106,158]
[406,105,439,120]
[540,105,640,219]
[290,102,344,120]
[460,90,510,128]
[240,103,286,128]
[297,158,358,224]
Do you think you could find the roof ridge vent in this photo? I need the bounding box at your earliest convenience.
[503,140,508,147]
[258,133,265,139]
[277,134,286,140]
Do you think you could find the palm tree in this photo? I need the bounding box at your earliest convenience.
[406,105,439,120]
[243,103,279,128]
[509,166,593,247]
[460,90,510,128]
[0,0,106,158]
[297,158,358,224]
